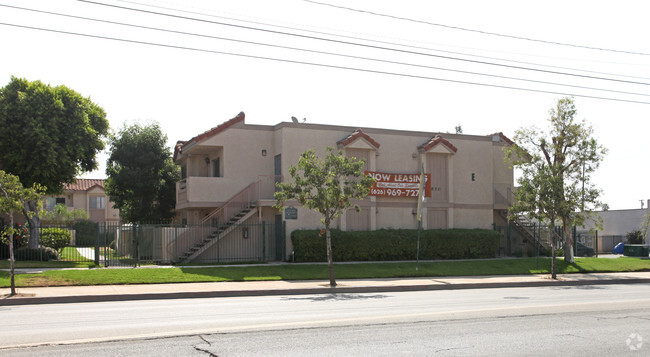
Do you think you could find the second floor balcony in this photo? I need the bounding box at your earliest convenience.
[176,175,281,210]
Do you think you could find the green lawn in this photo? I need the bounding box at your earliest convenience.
[60,247,95,262]
[1,257,650,287]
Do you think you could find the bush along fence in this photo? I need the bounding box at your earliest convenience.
[1,221,285,266]
[290,228,501,262]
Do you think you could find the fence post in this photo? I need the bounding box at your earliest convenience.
[94,222,100,266]
[262,222,266,262]
[137,224,142,267]
[174,223,178,264]
[506,220,512,256]
[535,222,539,269]
[282,220,287,261]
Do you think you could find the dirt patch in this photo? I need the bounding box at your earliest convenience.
[20,276,76,287]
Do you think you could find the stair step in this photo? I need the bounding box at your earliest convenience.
[180,205,257,263]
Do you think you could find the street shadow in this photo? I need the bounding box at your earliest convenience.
[281,293,389,302]
[549,285,606,290]
[503,296,530,299]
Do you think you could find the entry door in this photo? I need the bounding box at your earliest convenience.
[427,154,449,202]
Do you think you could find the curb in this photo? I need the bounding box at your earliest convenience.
[3,277,650,306]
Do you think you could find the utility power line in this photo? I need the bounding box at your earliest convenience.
[2,21,649,105]
[77,0,650,87]
[112,0,650,80]
[3,4,648,98]
[302,0,650,56]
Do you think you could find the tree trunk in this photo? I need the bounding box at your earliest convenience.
[9,213,16,296]
[563,219,574,263]
[550,221,557,280]
[23,200,41,249]
[325,225,336,287]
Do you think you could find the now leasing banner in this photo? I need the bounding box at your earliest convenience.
[365,171,431,197]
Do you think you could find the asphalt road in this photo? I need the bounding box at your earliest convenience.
[2,284,649,356]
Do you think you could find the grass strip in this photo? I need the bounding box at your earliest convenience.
[1,257,649,288]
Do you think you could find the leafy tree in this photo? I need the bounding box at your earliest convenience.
[505,97,606,278]
[626,229,645,245]
[0,170,45,296]
[641,213,650,243]
[105,123,180,223]
[41,203,89,225]
[0,77,109,248]
[274,147,375,287]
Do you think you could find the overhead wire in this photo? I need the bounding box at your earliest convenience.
[76,0,650,87]
[1,21,649,105]
[113,0,650,80]
[301,0,650,57]
[2,3,648,98]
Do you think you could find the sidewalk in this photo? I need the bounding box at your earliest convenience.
[2,271,650,306]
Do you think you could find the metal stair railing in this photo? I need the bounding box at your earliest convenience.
[166,181,261,263]
[178,207,259,263]
[200,180,260,225]
[499,210,553,252]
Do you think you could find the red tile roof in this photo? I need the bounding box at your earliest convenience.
[174,112,245,160]
[63,179,105,192]
[418,135,458,153]
[337,129,380,149]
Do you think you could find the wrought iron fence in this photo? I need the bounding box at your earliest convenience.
[1,221,285,266]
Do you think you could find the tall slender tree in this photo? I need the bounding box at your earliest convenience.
[505,97,606,278]
[105,123,180,223]
[274,147,375,287]
[0,77,109,247]
[0,171,44,295]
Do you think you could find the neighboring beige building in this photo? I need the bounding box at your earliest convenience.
[45,179,120,223]
[173,112,514,261]
[581,200,650,252]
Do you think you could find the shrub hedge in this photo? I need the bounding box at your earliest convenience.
[40,227,72,252]
[291,228,500,262]
[72,220,99,247]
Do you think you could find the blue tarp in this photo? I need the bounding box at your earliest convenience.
[613,242,624,254]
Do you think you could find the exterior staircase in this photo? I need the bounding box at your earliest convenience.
[173,181,262,264]
[498,210,553,254]
[177,206,258,264]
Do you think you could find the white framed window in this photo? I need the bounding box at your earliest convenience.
[89,196,106,209]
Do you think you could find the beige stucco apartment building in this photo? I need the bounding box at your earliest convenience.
[173,112,514,260]
[45,179,120,223]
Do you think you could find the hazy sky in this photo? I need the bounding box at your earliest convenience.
[1,0,649,210]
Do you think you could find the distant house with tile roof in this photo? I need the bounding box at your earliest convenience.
[45,178,120,222]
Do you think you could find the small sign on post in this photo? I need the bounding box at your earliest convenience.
[285,206,298,220]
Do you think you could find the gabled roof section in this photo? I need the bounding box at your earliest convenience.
[418,135,458,153]
[336,129,380,149]
[173,112,245,160]
[489,132,515,145]
[64,179,105,192]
